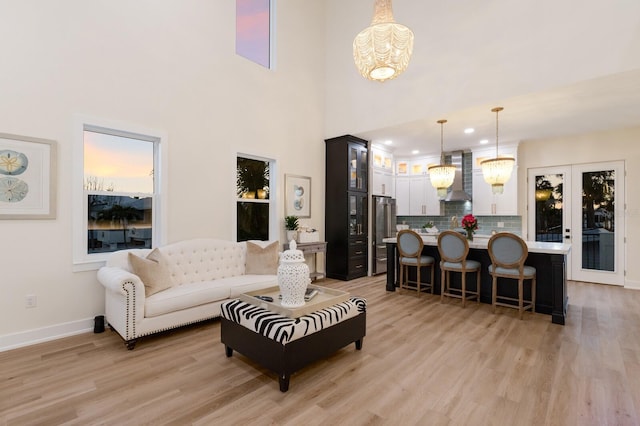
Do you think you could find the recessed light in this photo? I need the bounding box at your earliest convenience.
[479,139,489,145]
[464,128,475,134]
[384,140,393,145]
[412,150,420,154]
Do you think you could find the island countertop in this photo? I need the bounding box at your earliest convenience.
[383,233,570,325]
[382,234,571,255]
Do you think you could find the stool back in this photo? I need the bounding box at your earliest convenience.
[488,232,528,270]
[437,230,469,263]
[397,230,423,259]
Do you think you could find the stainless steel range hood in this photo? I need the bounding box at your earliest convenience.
[444,151,472,202]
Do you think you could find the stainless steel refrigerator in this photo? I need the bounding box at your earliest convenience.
[372,196,397,275]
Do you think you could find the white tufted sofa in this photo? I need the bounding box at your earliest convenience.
[97,238,278,349]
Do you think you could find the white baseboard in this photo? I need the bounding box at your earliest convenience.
[625,279,640,290]
[0,318,95,353]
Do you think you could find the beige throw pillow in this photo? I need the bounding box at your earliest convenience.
[128,248,174,296]
[245,241,279,275]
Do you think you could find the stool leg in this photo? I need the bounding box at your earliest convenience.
[476,270,481,304]
[399,263,404,291]
[440,268,446,303]
[430,264,434,294]
[492,275,497,314]
[416,264,421,295]
[518,278,524,320]
[532,276,536,313]
[461,271,467,308]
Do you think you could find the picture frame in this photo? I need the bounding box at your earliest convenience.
[0,133,57,219]
[285,174,311,218]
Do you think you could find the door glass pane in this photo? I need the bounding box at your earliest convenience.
[581,170,615,271]
[349,146,358,189]
[534,174,563,242]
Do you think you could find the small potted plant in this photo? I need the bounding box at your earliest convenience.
[284,215,299,242]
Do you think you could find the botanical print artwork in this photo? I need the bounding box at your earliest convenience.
[0,149,29,202]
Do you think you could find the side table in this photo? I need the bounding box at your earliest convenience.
[284,241,327,281]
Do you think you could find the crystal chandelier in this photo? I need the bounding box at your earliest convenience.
[353,0,414,82]
[481,107,515,194]
[428,119,457,199]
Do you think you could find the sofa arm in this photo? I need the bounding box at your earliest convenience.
[97,267,144,295]
[97,266,146,342]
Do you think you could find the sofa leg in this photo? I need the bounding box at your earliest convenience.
[125,339,137,350]
[355,338,364,350]
[225,345,233,357]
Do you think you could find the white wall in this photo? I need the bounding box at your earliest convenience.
[518,127,640,288]
[0,1,326,348]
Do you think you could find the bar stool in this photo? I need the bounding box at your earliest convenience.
[437,230,481,307]
[488,232,537,319]
[397,230,435,296]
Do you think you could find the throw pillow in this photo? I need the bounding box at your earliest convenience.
[245,241,279,275]
[128,248,174,296]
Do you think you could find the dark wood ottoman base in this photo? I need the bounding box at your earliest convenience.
[221,313,366,392]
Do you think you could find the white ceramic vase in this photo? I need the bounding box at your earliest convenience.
[278,240,310,308]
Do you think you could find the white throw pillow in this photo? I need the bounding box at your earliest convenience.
[128,248,174,296]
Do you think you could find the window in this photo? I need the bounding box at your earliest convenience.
[73,117,166,270]
[236,0,274,69]
[236,155,275,241]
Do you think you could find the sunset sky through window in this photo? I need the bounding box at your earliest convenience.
[236,0,270,68]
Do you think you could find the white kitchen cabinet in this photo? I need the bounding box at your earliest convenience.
[372,169,394,197]
[395,175,441,216]
[471,144,518,216]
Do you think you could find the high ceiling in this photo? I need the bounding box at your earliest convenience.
[356,69,640,157]
[324,0,640,159]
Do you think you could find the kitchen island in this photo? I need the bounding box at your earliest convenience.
[383,234,571,325]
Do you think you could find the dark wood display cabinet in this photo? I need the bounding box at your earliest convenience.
[325,135,369,280]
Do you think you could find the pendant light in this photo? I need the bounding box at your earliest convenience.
[353,0,414,82]
[428,119,457,199]
[481,107,515,194]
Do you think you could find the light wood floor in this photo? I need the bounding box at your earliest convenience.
[2,277,640,425]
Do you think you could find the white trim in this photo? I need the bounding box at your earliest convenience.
[0,318,94,353]
[625,279,640,290]
[72,114,168,270]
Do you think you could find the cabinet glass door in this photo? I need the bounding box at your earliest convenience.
[349,194,366,236]
[348,144,367,191]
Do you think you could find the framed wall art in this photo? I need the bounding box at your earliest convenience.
[0,133,57,219]
[284,174,310,218]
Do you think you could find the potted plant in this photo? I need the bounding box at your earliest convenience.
[284,215,299,242]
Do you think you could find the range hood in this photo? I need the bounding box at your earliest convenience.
[444,151,472,202]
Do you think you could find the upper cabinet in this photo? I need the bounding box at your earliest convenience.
[348,140,368,192]
[371,147,394,197]
[471,144,519,216]
[394,155,442,216]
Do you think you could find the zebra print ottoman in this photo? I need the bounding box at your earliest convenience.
[220,297,367,392]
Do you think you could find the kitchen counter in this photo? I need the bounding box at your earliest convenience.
[383,235,571,325]
[383,234,571,255]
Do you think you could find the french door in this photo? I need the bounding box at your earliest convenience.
[528,161,625,285]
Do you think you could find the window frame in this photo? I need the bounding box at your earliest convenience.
[234,152,278,242]
[72,115,168,271]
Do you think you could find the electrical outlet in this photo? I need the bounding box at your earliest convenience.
[497,222,505,228]
[25,294,37,308]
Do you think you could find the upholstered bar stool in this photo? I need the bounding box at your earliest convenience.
[397,230,435,296]
[437,230,481,307]
[488,232,537,319]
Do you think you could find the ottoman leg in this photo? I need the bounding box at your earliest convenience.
[225,345,233,357]
[279,374,290,392]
